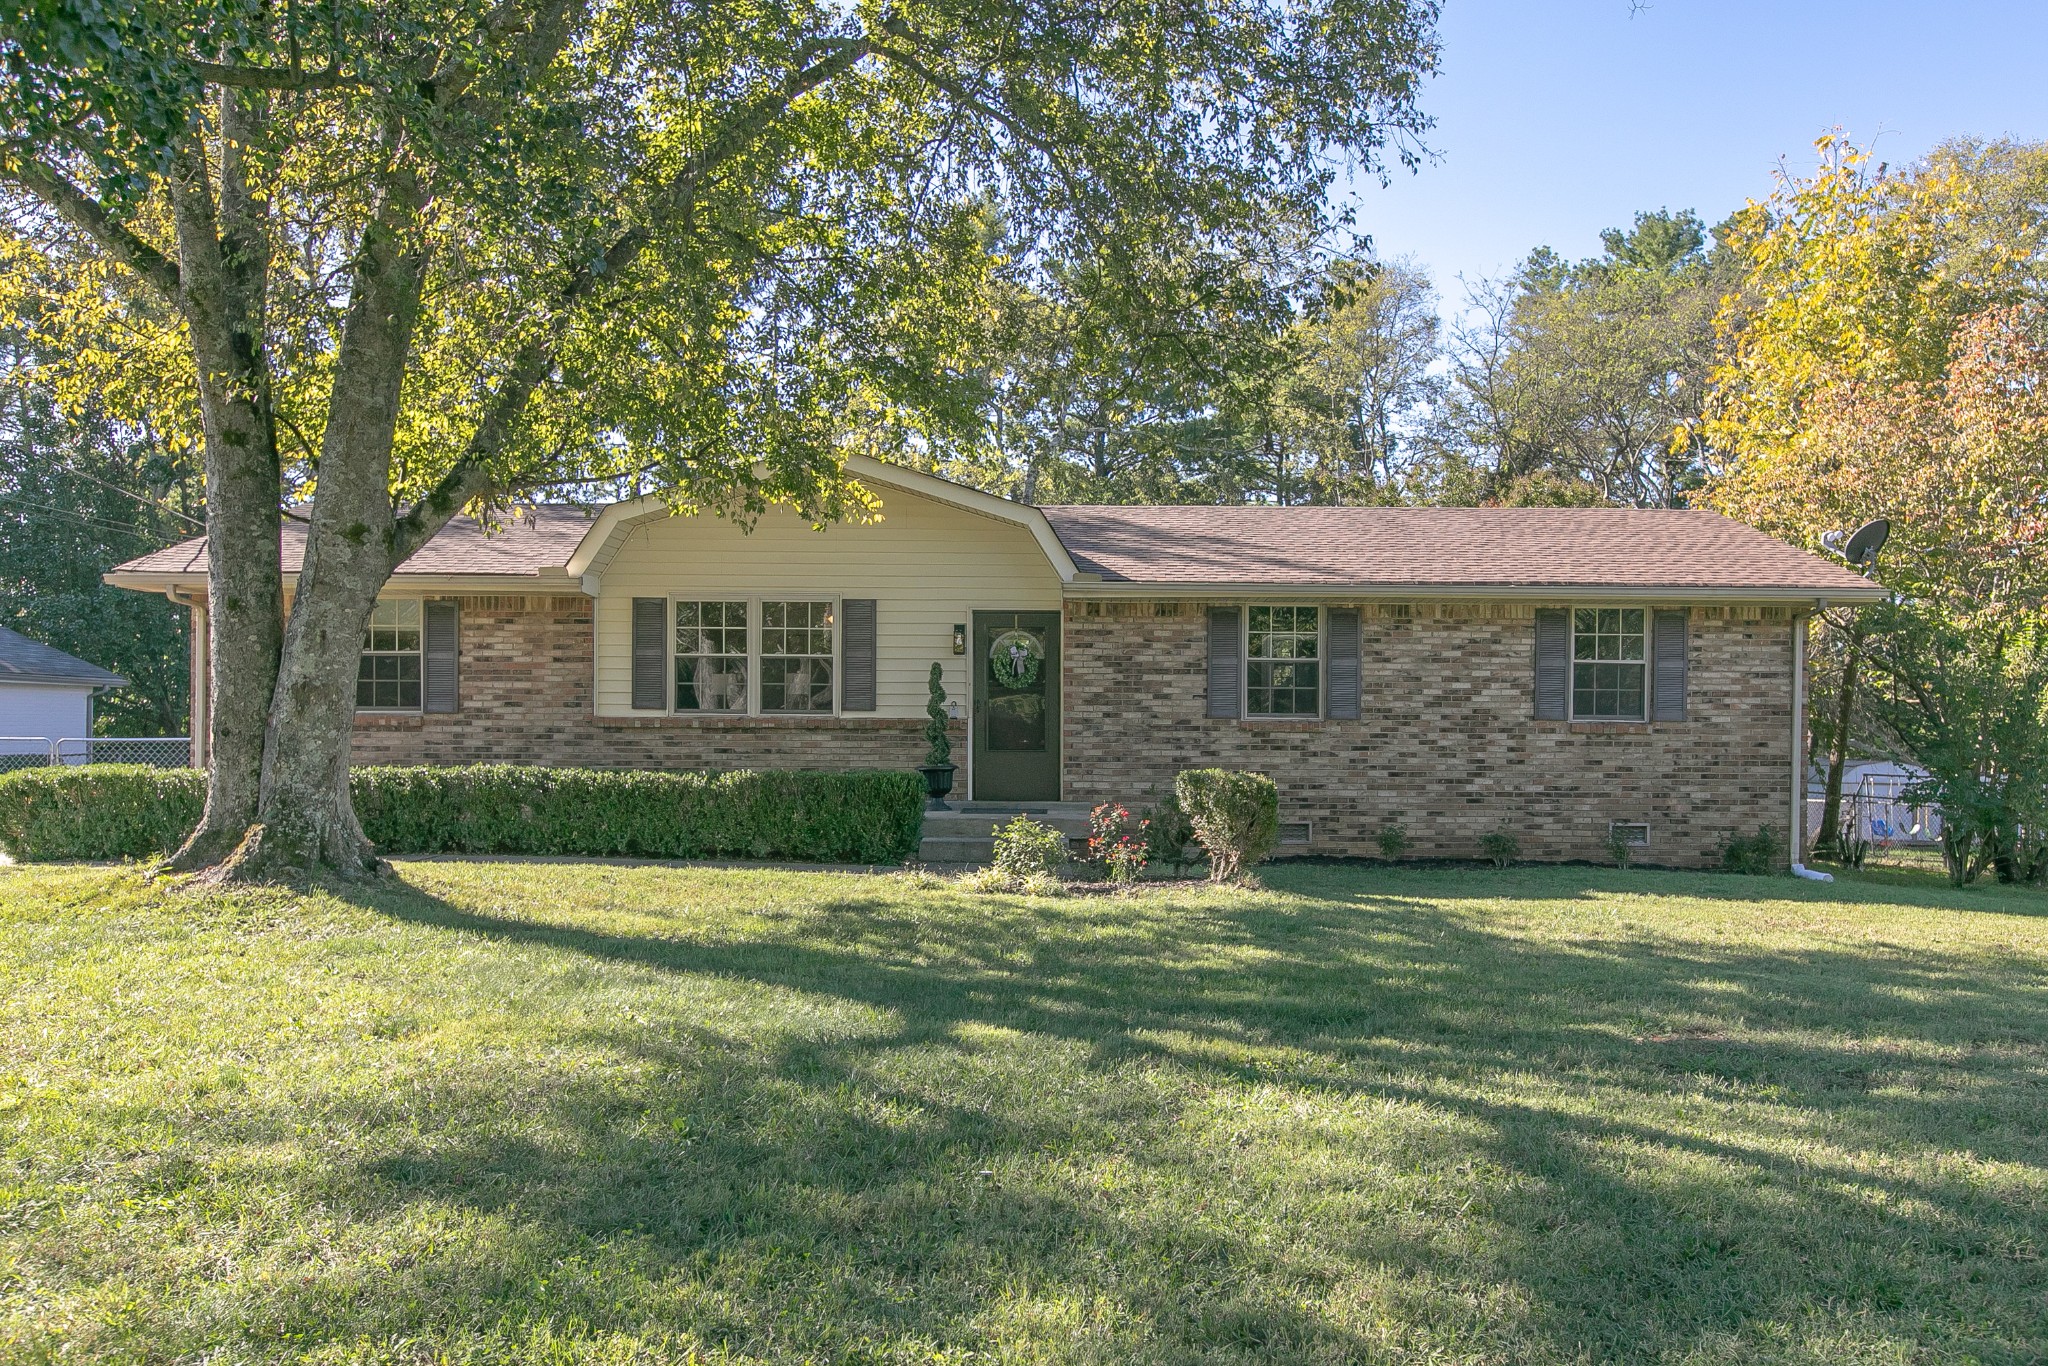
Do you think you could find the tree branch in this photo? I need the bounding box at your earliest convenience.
[186,59,360,92]
[0,148,181,300]
[390,35,873,561]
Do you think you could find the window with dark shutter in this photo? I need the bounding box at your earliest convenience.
[1533,608,1569,720]
[1326,607,1360,720]
[841,599,877,711]
[1206,606,1242,719]
[631,597,667,710]
[1652,609,1689,721]
[423,601,459,713]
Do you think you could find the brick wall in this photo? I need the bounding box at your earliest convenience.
[1060,599,1797,869]
[349,595,957,772]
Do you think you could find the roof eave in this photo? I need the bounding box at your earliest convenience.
[107,569,588,595]
[1060,580,1888,604]
[0,671,127,688]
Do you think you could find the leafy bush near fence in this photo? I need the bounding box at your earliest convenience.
[0,765,205,861]
[0,764,925,865]
[1174,768,1279,882]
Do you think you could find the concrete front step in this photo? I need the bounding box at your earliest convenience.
[917,801,1095,865]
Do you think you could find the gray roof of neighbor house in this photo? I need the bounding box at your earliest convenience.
[1038,504,1884,596]
[110,506,601,581]
[0,626,126,688]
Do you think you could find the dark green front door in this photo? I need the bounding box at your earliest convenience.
[972,611,1060,801]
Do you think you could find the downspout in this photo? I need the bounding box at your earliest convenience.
[1790,609,1833,882]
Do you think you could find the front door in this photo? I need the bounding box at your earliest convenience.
[972,611,1060,801]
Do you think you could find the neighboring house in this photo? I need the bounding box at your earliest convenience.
[0,625,127,763]
[106,456,1884,867]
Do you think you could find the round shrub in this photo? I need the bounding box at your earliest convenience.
[1174,768,1279,881]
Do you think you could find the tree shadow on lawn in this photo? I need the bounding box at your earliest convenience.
[1260,858,2048,916]
[299,867,2048,1362]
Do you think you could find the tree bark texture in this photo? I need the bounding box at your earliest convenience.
[239,195,428,880]
[1812,620,1863,860]
[164,102,286,871]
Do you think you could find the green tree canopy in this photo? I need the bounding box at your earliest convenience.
[0,0,1441,877]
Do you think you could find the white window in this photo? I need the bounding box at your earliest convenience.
[675,600,749,712]
[1572,608,1646,720]
[357,599,422,710]
[1247,606,1320,717]
[759,600,835,712]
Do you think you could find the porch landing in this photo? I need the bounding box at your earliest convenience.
[917,801,1094,866]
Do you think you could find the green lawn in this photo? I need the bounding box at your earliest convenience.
[1,860,2044,1364]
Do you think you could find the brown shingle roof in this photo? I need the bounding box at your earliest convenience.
[111,505,600,579]
[1039,505,1878,595]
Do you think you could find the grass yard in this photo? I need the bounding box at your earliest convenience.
[0,860,2044,1365]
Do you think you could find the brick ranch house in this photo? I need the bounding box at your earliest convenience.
[108,456,1883,867]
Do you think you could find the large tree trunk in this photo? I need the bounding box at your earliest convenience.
[1812,620,1864,860]
[164,109,286,872]
[210,191,428,883]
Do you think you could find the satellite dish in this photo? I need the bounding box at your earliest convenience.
[1843,518,1890,568]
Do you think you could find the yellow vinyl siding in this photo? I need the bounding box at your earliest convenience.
[593,490,1062,717]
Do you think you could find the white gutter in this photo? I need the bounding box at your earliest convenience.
[1788,611,1833,882]
[1059,582,1889,605]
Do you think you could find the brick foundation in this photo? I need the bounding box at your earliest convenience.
[349,595,958,772]
[1059,599,1796,869]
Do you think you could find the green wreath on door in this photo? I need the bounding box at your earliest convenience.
[989,629,1044,689]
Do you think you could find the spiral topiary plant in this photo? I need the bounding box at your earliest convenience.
[924,663,951,768]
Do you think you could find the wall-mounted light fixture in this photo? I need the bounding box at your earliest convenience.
[952,623,967,654]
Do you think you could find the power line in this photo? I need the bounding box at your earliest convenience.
[0,494,174,543]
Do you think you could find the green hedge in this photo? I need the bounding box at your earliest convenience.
[0,764,205,862]
[0,764,926,865]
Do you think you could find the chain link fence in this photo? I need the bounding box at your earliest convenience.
[0,737,194,771]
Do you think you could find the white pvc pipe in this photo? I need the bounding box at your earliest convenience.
[1789,611,1833,883]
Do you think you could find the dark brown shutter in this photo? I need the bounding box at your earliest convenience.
[423,601,459,713]
[1534,608,1569,720]
[1652,609,1689,721]
[840,598,876,711]
[1326,607,1360,720]
[631,597,667,710]
[1206,606,1242,719]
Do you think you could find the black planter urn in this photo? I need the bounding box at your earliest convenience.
[918,763,957,808]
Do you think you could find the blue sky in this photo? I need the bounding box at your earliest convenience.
[1347,0,2048,296]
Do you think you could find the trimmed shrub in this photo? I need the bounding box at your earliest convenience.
[0,764,925,865]
[1174,768,1278,882]
[350,766,926,863]
[0,764,205,861]
[990,814,1068,884]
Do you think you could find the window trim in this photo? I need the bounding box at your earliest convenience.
[757,597,841,716]
[1568,606,1650,722]
[664,594,841,718]
[1243,604,1324,721]
[356,596,425,714]
[672,598,752,715]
